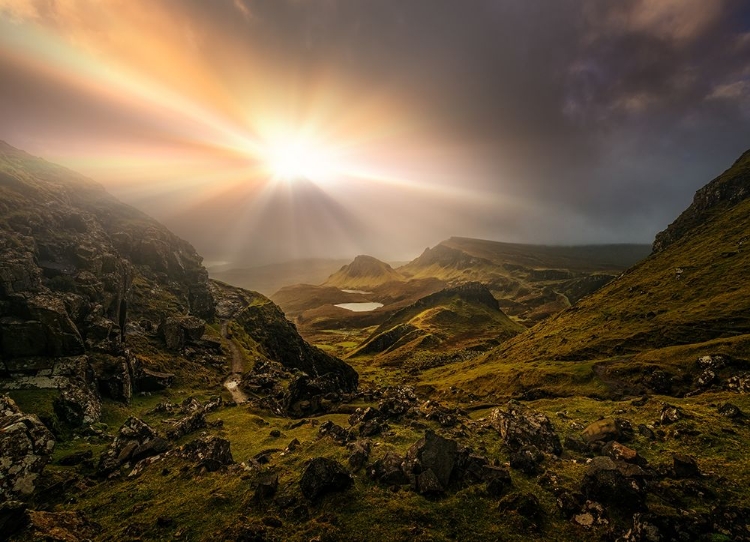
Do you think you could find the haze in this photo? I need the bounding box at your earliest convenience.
[1,0,749,266]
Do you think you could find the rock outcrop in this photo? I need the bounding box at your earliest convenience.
[0,395,55,501]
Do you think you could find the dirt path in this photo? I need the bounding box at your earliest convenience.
[222,321,250,404]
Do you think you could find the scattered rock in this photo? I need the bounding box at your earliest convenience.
[403,430,458,494]
[53,382,101,426]
[25,510,101,542]
[580,456,647,511]
[571,500,608,529]
[179,436,234,472]
[660,404,682,425]
[254,471,279,501]
[165,410,207,440]
[637,424,656,440]
[347,440,371,472]
[718,402,743,418]
[269,429,281,438]
[299,457,353,501]
[509,444,544,475]
[369,451,409,486]
[97,417,164,476]
[581,418,620,444]
[497,492,543,521]
[318,420,350,445]
[672,453,700,479]
[488,401,562,455]
[0,395,56,500]
[601,441,640,464]
[484,466,513,497]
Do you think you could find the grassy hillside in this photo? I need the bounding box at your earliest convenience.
[428,149,750,399]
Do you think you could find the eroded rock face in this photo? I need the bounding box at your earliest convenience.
[159,315,206,351]
[0,395,55,501]
[488,401,562,455]
[53,382,101,426]
[300,457,353,501]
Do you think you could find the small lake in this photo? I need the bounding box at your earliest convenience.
[334,302,384,312]
[341,289,373,295]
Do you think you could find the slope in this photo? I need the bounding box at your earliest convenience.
[431,148,750,398]
[350,282,524,369]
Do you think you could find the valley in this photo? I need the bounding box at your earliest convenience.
[1,142,750,542]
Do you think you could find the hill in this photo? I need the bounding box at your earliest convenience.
[350,282,524,369]
[323,254,405,289]
[429,148,750,399]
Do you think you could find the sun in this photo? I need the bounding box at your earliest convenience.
[263,136,338,183]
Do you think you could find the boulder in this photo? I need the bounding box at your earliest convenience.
[580,456,647,511]
[718,402,743,418]
[165,410,207,440]
[347,440,370,472]
[0,500,28,538]
[53,382,101,426]
[179,436,233,472]
[484,466,513,497]
[509,444,545,475]
[369,451,409,486]
[0,395,55,501]
[300,457,353,501]
[498,492,543,522]
[403,430,458,494]
[318,420,350,445]
[672,453,700,479]
[97,417,163,476]
[488,401,562,455]
[601,441,640,464]
[581,418,620,444]
[660,404,682,425]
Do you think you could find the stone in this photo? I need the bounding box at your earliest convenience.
[484,466,513,497]
[581,418,620,444]
[97,417,160,476]
[25,510,100,542]
[318,420,350,445]
[136,368,175,391]
[601,441,640,463]
[299,457,353,501]
[509,444,544,475]
[403,430,459,494]
[179,436,234,472]
[580,456,647,511]
[254,471,279,501]
[166,410,206,440]
[347,440,370,472]
[488,401,562,455]
[0,395,55,501]
[660,404,682,424]
[672,453,700,479]
[53,382,101,426]
[718,402,743,418]
[369,452,409,486]
[497,492,543,521]
[159,315,205,350]
[0,500,28,538]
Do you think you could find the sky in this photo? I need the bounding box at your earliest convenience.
[1,0,750,266]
